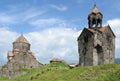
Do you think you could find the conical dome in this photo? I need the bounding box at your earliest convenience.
[90,5,102,14]
[14,35,29,44]
[13,35,30,52]
[88,5,103,28]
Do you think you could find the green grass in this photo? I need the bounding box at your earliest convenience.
[1,63,120,81]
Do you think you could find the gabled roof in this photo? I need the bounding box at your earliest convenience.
[105,25,116,37]
[14,35,29,44]
[90,5,102,14]
[50,58,62,62]
[87,26,108,33]
[78,25,115,41]
[87,25,115,37]
[77,27,93,41]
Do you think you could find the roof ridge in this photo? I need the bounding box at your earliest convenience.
[90,5,101,14]
[14,35,29,44]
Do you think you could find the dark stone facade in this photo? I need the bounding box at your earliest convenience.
[77,26,115,66]
[0,35,43,78]
[77,6,115,66]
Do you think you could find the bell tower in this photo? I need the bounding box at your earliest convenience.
[88,5,103,28]
[77,5,115,66]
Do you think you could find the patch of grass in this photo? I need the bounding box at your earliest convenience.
[0,63,120,81]
[0,76,9,81]
[105,69,120,81]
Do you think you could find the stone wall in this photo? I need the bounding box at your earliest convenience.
[13,42,30,52]
[78,26,115,66]
[0,50,43,78]
[0,35,43,78]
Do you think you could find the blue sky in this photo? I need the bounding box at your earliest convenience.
[0,0,120,65]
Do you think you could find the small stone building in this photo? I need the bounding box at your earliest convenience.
[77,6,115,66]
[0,35,43,78]
[50,58,63,63]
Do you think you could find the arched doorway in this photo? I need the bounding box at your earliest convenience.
[95,44,103,65]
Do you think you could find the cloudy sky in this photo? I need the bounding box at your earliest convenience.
[0,0,120,65]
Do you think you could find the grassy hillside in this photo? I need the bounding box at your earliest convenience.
[0,63,120,81]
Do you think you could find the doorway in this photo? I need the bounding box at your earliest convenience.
[95,44,103,65]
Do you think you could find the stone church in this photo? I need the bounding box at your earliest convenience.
[77,5,115,66]
[0,35,43,78]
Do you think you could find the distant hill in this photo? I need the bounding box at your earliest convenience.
[115,58,120,64]
[1,62,120,81]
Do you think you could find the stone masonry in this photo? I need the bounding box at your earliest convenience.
[77,6,115,66]
[0,35,43,78]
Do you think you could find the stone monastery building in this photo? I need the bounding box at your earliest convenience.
[77,5,115,66]
[0,35,42,78]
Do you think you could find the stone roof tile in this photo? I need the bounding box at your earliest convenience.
[50,58,62,62]
[91,6,100,14]
[87,26,108,33]
[14,35,29,44]
[99,26,108,32]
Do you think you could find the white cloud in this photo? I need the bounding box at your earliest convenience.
[0,27,81,65]
[0,13,16,24]
[0,4,68,27]
[29,18,67,28]
[106,19,120,58]
[107,19,120,49]
[19,8,45,22]
[0,18,120,66]
[0,7,46,25]
[26,28,80,64]
[0,27,18,65]
[50,4,68,11]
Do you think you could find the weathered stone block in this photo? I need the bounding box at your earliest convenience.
[0,35,43,78]
[77,26,115,66]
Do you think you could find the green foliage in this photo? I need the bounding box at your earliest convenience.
[0,63,120,81]
[0,76,9,81]
[47,62,68,67]
[105,68,120,81]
